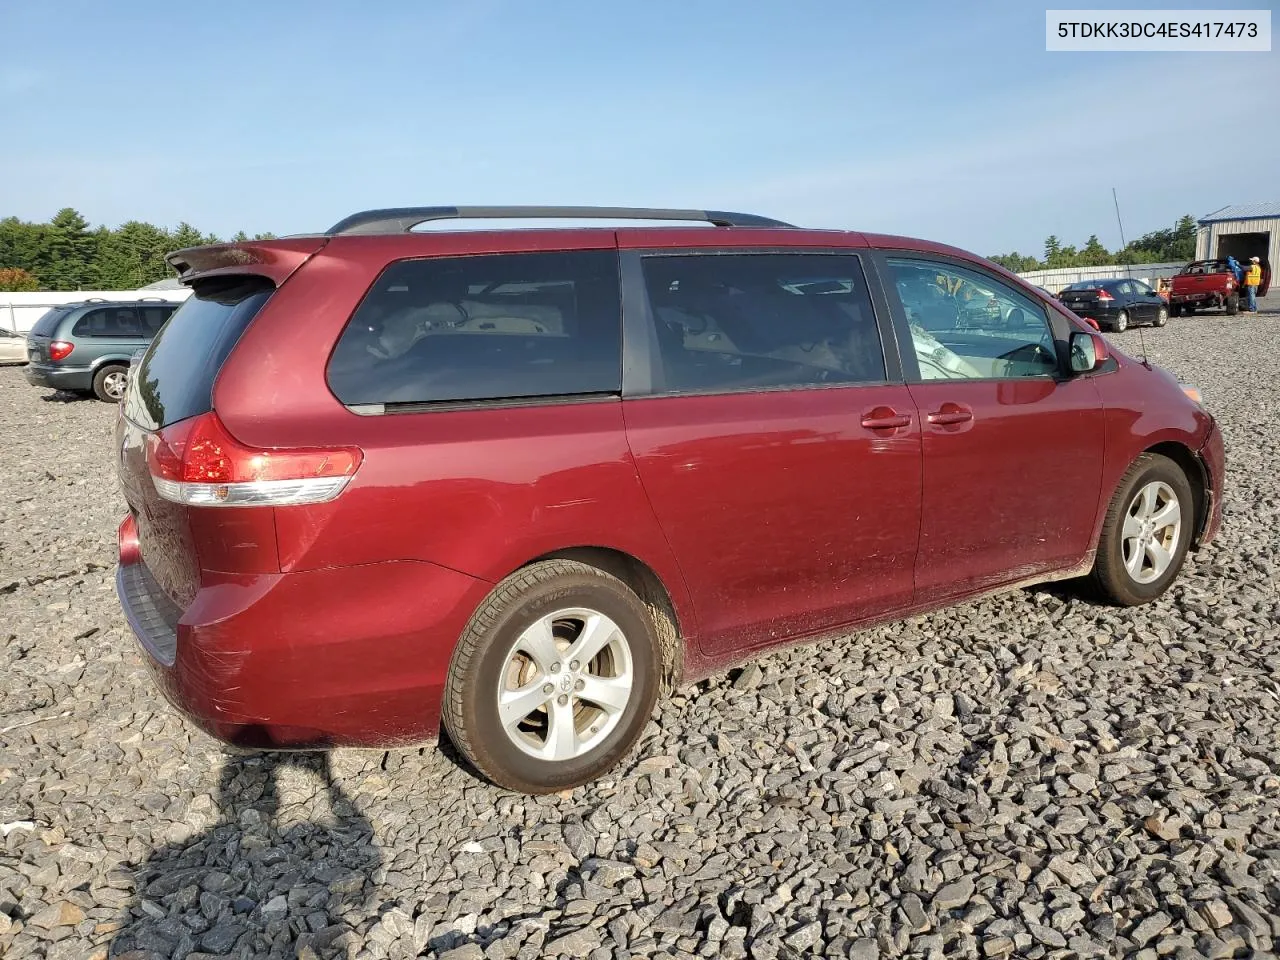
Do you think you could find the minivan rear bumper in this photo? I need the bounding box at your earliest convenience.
[25,362,93,392]
[115,516,489,749]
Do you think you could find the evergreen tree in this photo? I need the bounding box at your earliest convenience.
[43,208,97,289]
[1079,235,1111,266]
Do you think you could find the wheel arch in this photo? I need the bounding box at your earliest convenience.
[88,354,134,373]
[1143,441,1209,545]
[527,546,686,694]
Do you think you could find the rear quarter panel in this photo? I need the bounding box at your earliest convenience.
[212,233,699,640]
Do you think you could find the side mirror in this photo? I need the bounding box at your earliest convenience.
[1069,331,1107,373]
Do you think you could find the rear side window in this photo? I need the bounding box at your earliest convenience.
[640,253,885,394]
[327,250,621,407]
[124,277,274,430]
[30,307,70,337]
[73,307,142,338]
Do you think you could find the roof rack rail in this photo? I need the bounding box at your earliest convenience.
[326,205,794,236]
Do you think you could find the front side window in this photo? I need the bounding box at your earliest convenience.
[327,250,621,406]
[640,253,885,394]
[72,307,142,338]
[887,257,1058,380]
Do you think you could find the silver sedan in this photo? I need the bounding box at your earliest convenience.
[0,328,28,365]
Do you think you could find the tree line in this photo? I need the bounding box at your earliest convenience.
[0,208,276,292]
[988,215,1198,274]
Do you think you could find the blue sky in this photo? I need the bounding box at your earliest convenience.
[2,0,1276,257]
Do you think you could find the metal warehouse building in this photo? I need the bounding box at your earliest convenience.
[1196,201,1280,270]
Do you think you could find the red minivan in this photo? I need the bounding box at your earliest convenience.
[115,206,1224,793]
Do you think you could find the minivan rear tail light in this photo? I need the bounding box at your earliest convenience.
[1095,289,1114,302]
[48,341,74,361]
[146,412,362,507]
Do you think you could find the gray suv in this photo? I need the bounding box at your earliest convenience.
[24,299,180,401]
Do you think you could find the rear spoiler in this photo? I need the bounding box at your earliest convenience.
[165,237,330,287]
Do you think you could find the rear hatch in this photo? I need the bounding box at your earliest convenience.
[25,306,72,361]
[118,277,279,607]
[116,237,331,612]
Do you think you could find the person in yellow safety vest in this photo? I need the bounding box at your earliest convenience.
[1244,257,1263,313]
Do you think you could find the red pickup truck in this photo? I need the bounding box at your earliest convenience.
[1169,259,1271,316]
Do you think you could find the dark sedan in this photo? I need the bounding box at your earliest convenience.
[1057,278,1168,332]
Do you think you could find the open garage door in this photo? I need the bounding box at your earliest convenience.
[1216,232,1271,295]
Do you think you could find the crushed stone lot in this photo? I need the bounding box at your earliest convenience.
[3,306,1280,960]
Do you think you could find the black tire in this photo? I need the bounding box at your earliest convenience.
[1169,303,1182,318]
[442,560,662,793]
[1091,453,1194,607]
[92,364,129,403]
[1226,295,1240,315]
[1154,306,1168,327]
[1114,310,1128,332]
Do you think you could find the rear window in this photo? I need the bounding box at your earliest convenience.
[1181,261,1225,275]
[326,250,621,407]
[124,277,274,430]
[29,307,70,337]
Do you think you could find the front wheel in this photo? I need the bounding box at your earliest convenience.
[1113,311,1128,332]
[92,364,129,403]
[1154,307,1168,327]
[442,560,662,793]
[1091,453,1194,606]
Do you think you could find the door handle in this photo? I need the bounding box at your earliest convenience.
[927,404,973,426]
[861,408,911,430]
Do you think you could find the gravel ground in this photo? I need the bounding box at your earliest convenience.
[2,301,1280,960]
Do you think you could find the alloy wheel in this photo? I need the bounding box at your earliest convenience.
[1121,481,1181,584]
[103,370,128,400]
[496,608,634,761]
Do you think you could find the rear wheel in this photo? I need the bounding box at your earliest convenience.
[442,560,662,793]
[1154,306,1168,327]
[92,364,129,403]
[1226,295,1240,315]
[1091,453,1194,606]
[1113,310,1128,332]
[1169,303,1182,318]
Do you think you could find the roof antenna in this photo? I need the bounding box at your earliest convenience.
[1113,187,1150,368]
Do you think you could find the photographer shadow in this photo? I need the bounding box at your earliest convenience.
[108,750,380,959]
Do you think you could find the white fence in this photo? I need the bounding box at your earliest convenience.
[0,290,193,333]
[1017,261,1186,292]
